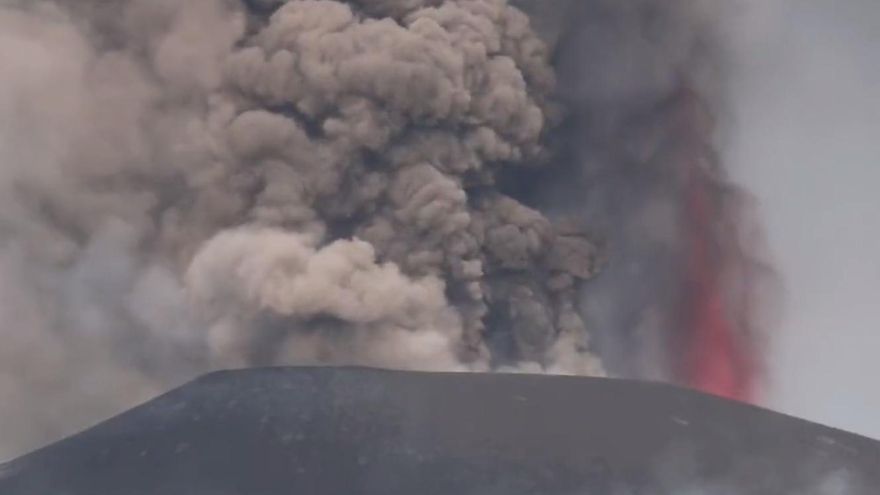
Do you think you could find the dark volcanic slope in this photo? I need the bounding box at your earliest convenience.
[1,368,878,495]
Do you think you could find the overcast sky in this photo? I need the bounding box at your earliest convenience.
[726,0,880,438]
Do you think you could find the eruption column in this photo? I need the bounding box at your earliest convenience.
[675,89,755,402]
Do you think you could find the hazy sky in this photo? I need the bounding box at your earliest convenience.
[727,0,880,438]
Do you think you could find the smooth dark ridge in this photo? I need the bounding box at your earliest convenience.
[2,367,878,495]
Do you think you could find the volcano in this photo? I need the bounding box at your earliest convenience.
[2,367,877,495]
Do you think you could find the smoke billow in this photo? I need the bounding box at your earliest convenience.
[0,0,768,458]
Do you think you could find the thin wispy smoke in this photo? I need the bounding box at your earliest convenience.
[723,0,880,437]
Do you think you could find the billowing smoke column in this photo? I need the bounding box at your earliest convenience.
[0,0,767,457]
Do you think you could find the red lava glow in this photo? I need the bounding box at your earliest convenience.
[684,165,755,402]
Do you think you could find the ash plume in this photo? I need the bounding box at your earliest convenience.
[0,0,769,458]
[517,0,772,394]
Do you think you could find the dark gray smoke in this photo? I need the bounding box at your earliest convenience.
[517,0,768,386]
[0,0,766,458]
